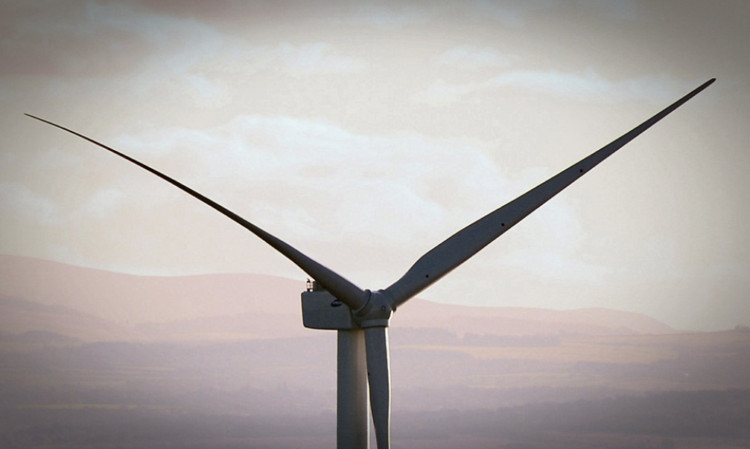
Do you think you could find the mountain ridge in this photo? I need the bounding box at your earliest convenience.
[0,254,675,341]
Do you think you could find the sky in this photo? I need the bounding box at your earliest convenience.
[1,0,748,331]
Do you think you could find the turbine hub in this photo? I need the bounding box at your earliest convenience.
[354,289,394,328]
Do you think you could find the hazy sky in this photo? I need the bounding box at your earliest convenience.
[1,1,748,331]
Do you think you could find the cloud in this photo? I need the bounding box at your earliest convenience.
[435,46,515,69]
[467,0,556,26]
[110,116,505,242]
[335,4,431,29]
[240,42,367,75]
[493,69,613,97]
[574,0,639,20]
[85,2,229,105]
[0,2,228,107]
[72,114,596,291]
[79,188,127,220]
[500,219,611,285]
[415,69,696,105]
[0,182,62,226]
[333,1,556,30]
[489,70,692,103]
[0,2,208,76]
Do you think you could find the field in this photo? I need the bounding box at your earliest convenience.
[2,328,749,449]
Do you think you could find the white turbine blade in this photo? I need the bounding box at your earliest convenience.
[385,78,715,308]
[364,326,391,449]
[25,114,367,311]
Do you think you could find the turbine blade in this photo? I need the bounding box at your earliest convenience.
[385,78,715,308]
[364,326,391,449]
[25,114,367,311]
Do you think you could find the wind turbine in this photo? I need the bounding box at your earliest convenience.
[26,77,714,449]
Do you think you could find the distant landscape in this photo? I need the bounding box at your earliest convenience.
[1,255,749,448]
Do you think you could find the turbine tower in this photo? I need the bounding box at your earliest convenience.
[26,77,714,449]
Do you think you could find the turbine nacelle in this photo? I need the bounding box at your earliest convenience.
[302,285,394,330]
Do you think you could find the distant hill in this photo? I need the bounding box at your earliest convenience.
[0,295,137,341]
[2,256,749,449]
[0,255,673,341]
[398,299,674,336]
[0,255,309,341]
